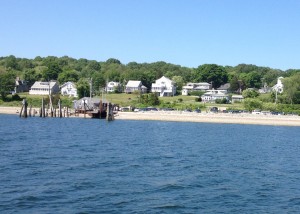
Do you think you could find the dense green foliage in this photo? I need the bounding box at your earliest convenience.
[1,55,300,110]
[0,71,15,99]
[242,89,259,98]
[192,64,228,88]
[139,93,160,106]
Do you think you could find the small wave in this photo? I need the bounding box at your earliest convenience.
[157,183,186,191]
[289,197,300,206]
[154,203,186,209]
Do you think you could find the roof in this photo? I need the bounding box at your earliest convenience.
[73,97,108,110]
[107,81,120,86]
[60,81,76,88]
[157,76,172,82]
[232,95,244,99]
[126,80,142,87]
[31,81,58,89]
[217,83,230,90]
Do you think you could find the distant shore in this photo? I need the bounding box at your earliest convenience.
[1,106,300,126]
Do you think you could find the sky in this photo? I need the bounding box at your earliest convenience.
[1,0,300,70]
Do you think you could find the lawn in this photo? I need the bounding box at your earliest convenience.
[1,92,244,111]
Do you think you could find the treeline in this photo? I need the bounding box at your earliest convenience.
[1,55,300,102]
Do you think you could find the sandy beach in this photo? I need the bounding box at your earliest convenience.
[1,106,300,126]
[116,111,300,126]
[0,106,24,115]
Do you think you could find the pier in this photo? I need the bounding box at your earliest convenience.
[19,97,116,121]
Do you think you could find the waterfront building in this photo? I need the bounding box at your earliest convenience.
[29,81,59,95]
[60,82,78,97]
[125,81,147,94]
[151,76,176,97]
[182,82,211,95]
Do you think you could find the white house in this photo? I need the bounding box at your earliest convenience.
[259,83,272,94]
[29,81,60,95]
[182,82,211,95]
[61,82,78,97]
[201,89,229,103]
[106,81,121,93]
[151,76,176,97]
[272,77,284,93]
[125,80,147,94]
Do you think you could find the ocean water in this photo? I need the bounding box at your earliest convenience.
[1,114,300,213]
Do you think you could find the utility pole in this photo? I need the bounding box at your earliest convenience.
[89,78,92,99]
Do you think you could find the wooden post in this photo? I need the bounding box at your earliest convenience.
[99,100,103,119]
[84,99,86,118]
[50,107,53,117]
[19,105,24,117]
[106,102,114,121]
[29,105,32,117]
[58,99,62,118]
[42,98,45,118]
[21,99,28,118]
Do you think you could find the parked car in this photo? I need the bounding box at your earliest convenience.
[194,109,201,113]
[252,109,261,115]
[160,108,175,111]
[210,107,218,113]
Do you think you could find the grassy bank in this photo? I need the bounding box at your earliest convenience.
[0,93,75,108]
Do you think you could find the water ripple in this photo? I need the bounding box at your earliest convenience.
[1,115,300,213]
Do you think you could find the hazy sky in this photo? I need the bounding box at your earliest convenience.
[1,0,299,70]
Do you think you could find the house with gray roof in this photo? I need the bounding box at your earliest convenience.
[29,81,59,95]
[125,80,147,94]
[182,82,211,95]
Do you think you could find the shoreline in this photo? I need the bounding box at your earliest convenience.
[1,106,300,126]
[116,111,300,127]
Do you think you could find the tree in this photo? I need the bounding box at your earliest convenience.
[229,75,241,93]
[283,74,300,104]
[193,64,228,88]
[42,63,62,81]
[172,76,184,91]
[245,72,262,88]
[87,60,101,71]
[106,58,121,64]
[92,72,106,95]
[76,78,90,98]
[242,89,259,98]
[5,55,19,70]
[0,72,15,99]
[24,69,38,87]
[243,98,263,111]
[57,70,79,84]
[140,93,160,106]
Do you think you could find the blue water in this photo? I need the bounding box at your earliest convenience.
[1,114,300,213]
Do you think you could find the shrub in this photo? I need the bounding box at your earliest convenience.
[189,91,205,96]
[195,97,202,102]
[243,98,263,111]
[215,98,228,104]
[11,94,22,101]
